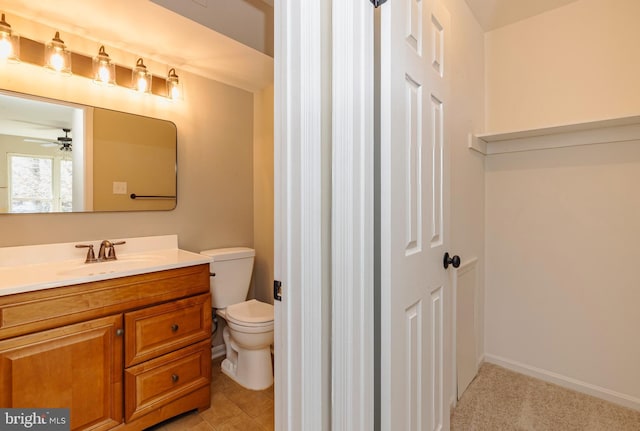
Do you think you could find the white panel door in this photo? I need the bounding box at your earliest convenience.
[380,0,452,429]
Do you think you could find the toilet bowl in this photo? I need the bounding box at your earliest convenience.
[200,247,274,391]
[218,299,274,390]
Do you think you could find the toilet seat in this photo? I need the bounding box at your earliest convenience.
[226,299,274,327]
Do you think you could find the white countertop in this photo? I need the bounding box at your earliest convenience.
[0,235,212,297]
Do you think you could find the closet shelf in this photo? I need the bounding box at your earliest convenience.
[469,115,640,155]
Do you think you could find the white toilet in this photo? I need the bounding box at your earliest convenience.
[200,247,274,390]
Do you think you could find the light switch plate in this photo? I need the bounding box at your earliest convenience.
[113,181,127,195]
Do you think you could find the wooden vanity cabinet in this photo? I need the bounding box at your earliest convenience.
[0,314,123,431]
[0,264,212,431]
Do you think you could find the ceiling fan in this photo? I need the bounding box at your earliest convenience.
[24,128,73,152]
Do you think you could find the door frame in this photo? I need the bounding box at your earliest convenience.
[331,2,375,430]
[274,0,329,430]
[275,0,375,430]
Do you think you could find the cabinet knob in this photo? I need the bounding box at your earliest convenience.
[171,374,179,383]
[171,324,179,332]
[116,328,124,337]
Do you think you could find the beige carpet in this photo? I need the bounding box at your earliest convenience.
[451,363,640,431]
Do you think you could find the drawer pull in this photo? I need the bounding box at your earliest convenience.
[116,328,124,336]
[171,374,179,383]
[171,324,179,332]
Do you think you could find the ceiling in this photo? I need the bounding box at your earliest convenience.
[0,0,579,95]
[0,93,77,142]
[151,0,273,56]
[464,0,580,31]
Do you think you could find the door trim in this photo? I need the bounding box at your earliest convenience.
[331,1,375,430]
[274,0,327,429]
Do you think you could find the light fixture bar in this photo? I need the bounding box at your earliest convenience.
[14,36,172,97]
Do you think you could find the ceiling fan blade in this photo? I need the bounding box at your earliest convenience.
[24,138,53,143]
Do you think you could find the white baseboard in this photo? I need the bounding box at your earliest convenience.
[484,354,640,412]
[476,353,485,369]
[211,344,226,360]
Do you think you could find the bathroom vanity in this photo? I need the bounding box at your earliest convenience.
[0,236,213,430]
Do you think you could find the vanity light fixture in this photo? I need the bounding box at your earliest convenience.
[44,31,72,75]
[92,45,116,85]
[0,13,19,62]
[132,58,152,93]
[0,19,180,99]
[166,68,182,100]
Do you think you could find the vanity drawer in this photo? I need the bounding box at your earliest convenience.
[124,293,211,367]
[0,264,210,341]
[124,339,211,422]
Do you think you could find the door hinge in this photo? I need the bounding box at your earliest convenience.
[274,280,282,301]
[370,0,388,7]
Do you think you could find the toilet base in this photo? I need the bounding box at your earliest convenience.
[221,327,273,391]
[221,350,273,391]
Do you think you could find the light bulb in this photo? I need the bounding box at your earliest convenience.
[166,68,181,100]
[92,46,115,85]
[44,32,71,74]
[137,76,148,92]
[50,51,64,71]
[131,58,151,93]
[98,64,110,83]
[0,38,12,59]
[170,85,180,100]
[0,14,19,62]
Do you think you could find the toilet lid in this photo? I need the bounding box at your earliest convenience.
[226,299,274,325]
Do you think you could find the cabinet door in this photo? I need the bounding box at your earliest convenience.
[0,314,123,431]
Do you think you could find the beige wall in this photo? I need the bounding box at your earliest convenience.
[0,48,255,256]
[484,0,640,405]
[252,84,274,304]
[92,109,176,211]
[485,142,640,402]
[485,0,640,132]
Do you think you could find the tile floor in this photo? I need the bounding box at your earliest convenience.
[145,357,274,431]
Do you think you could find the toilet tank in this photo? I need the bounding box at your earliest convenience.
[200,247,255,309]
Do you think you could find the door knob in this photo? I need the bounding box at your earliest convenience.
[443,252,460,269]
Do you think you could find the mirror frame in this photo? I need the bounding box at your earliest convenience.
[0,89,177,214]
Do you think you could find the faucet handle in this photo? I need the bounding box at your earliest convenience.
[75,244,97,263]
[106,240,126,260]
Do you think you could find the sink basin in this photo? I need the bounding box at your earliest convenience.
[56,255,163,277]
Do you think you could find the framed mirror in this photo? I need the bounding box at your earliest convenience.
[0,90,177,213]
